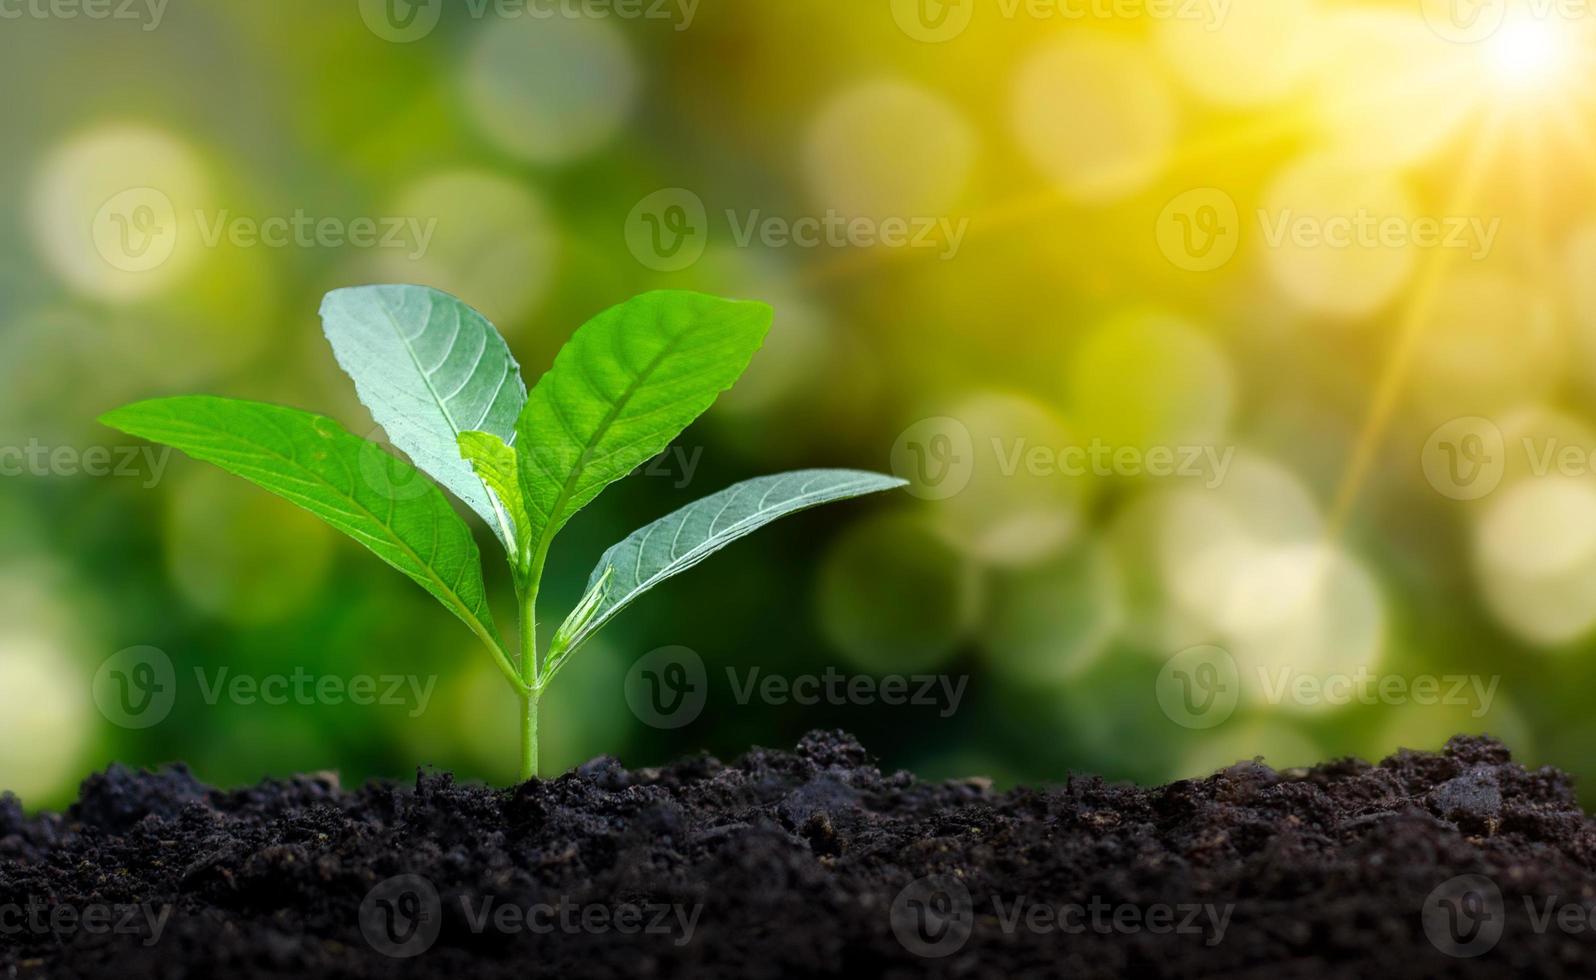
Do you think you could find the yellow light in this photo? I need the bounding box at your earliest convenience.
[1486,19,1570,91]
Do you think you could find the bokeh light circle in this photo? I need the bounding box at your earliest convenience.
[983,539,1124,684]
[1155,0,1321,108]
[1311,10,1475,169]
[464,15,638,164]
[926,391,1085,567]
[380,170,558,326]
[29,124,209,301]
[1259,152,1417,318]
[1474,476,1596,646]
[1068,311,1236,453]
[1011,35,1176,203]
[1409,269,1563,420]
[802,79,976,222]
[818,512,978,673]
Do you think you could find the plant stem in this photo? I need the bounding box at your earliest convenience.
[519,687,539,782]
[517,548,546,781]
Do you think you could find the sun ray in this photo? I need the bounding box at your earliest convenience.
[1328,105,1510,536]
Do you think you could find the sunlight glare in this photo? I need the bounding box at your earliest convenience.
[1487,19,1572,92]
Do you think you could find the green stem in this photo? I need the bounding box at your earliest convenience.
[516,541,549,780]
[519,687,539,782]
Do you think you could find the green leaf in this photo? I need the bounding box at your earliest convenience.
[514,290,773,568]
[458,430,529,568]
[100,396,517,685]
[321,285,526,550]
[552,469,905,664]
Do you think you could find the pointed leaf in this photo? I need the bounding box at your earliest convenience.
[555,469,905,661]
[100,397,509,665]
[459,430,529,561]
[514,290,772,566]
[321,285,526,548]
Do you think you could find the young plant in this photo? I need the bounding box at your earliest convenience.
[101,287,904,780]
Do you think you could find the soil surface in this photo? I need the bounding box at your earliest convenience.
[2,731,1593,979]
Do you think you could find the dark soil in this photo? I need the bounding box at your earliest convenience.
[2,732,1593,979]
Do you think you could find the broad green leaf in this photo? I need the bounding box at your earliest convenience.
[321,285,526,549]
[514,290,772,567]
[100,396,507,659]
[551,469,905,663]
[459,431,529,566]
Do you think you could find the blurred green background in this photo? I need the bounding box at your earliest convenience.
[5,0,1596,808]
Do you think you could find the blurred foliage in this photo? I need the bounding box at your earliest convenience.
[5,0,1596,809]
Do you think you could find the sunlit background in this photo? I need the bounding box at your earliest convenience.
[5,0,1596,808]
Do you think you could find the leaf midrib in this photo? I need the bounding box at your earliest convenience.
[526,326,694,563]
[374,292,514,542]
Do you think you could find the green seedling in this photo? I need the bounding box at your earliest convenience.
[101,287,904,780]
